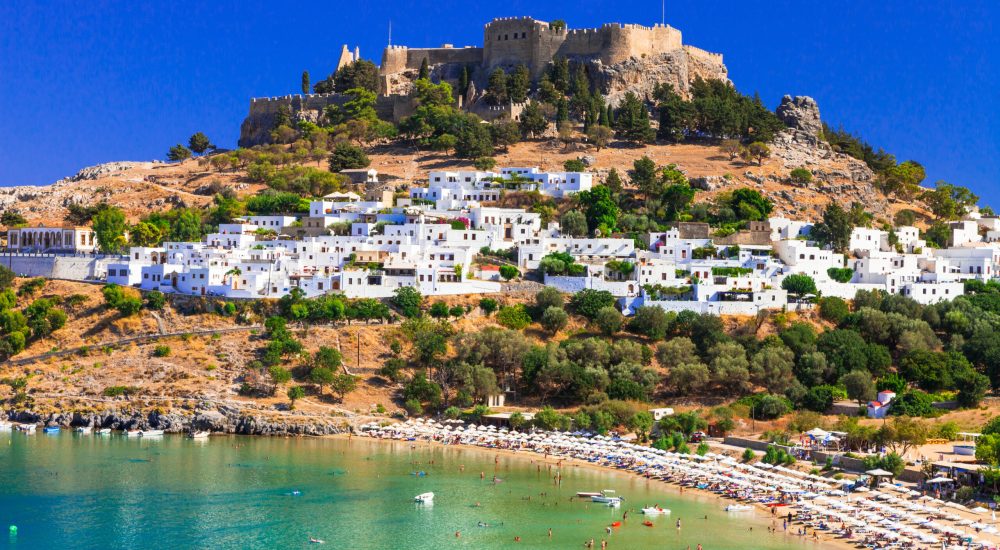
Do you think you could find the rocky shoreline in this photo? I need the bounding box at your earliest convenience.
[4,405,353,437]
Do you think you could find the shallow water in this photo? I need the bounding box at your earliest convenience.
[0,431,812,549]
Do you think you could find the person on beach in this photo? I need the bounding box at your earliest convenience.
[676,518,682,530]
[548,528,552,538]
[455,531,460,538]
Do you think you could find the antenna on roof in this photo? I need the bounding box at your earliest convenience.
[661,0,665,25]
[388,20,392,46]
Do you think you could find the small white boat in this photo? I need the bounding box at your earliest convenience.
[124,429,143,437]
[188,431,210,439]
[725,504,752,512]
[606,499,622,508]
[414,492,434,503]
[16,423,37,432]
[591,490,623,504]
[75,426,92,434]
[642,506,671,515]
[140,429,164,437]
[0,421,12,431]
[576,491,603,498]
[96,428,112,435]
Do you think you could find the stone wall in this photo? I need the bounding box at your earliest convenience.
[0,253,118,280]
[238,93,397,147]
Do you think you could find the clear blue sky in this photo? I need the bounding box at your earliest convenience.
[1,1,997,205]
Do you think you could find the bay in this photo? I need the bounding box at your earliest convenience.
[0,431,808,549]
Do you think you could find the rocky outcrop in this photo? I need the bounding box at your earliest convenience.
[66,161,154,182]
[586,49,729,104]
[5,404,353,437]
[775,95,822,138]
[690,175,726,191]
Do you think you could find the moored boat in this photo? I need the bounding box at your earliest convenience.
[124,429,143,437]
[140,429,164,437]
[414,492,434,503]
[16,423,36,432]
[188,431,210,439]
[725,504,752,512]
[75,426,92,434]
[0,421,11,431]
[43,426,60,433]
[576,491,602,498]
[96,428,111,435]
[590,490,623,504]
[641,506,671,515]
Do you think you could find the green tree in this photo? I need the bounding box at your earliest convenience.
[0,210,27,227]
[560,210,588,237]
[630,156,658,198]
[188,132,212,155]
[540,306,568,334]
[478,298,498,315]
[329,373,358,401]
[331,60,379,94]
[167,144,191,161]
[496,304,531,330]
[509,64,530,103]
[628,306,671,340]
[301,70,310,94]
[841,370,876,405]
[286,385,306,409]
[455,118,494,159]
[474,156,496,171]
[576,185,619,234]
[328,142,370,172]
[781,274,817,298]
[613,92,654,144]
[485,68,509,105]
[499,265,519,280]
[586,124,613,151]
[418,58,429,80]
[594,306,623,336]
[518,101,548,138]
[169,208,203,242]
[747,142,770,165]
[810,203,854,253]
[790,168,812,184]
[92,206,128,254]
[570,289,616,319]
[392,287,423,318]
[921,181,979,220]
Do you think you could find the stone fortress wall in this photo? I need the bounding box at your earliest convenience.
[483,17,685,76]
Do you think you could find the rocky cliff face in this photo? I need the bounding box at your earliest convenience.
[6,404,354,436]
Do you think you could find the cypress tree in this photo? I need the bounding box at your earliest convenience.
[301,70,310,94]
[418,58,430,80]
[458,66,470,97]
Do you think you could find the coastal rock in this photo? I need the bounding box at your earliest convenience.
[776,95,822,137]
[4,406,352,437]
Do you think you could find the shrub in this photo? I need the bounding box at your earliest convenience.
[404,398,423,416]
[268,365,292,384]
[826,268,854,283]
[594,306,624,336]
[144,290,166,310]
[790,168,812,184]
[499,265,519,280]
[496,304,531,330]
[473,157,496,171]
[152,345,171,357]
[479,298,498,315]
[889,390,937,417]
[569,289,616,319]
[742,448,756,462]
[540,306,568,334]
[429,301,449,318]
[103,385,139,397]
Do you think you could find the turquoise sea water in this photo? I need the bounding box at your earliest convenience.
[0,431,812,549]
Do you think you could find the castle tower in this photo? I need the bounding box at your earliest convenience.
[336,45,355,71]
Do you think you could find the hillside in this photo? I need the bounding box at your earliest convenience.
[0,136,934,229]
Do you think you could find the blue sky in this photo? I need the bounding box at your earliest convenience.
[1,1,997,205]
